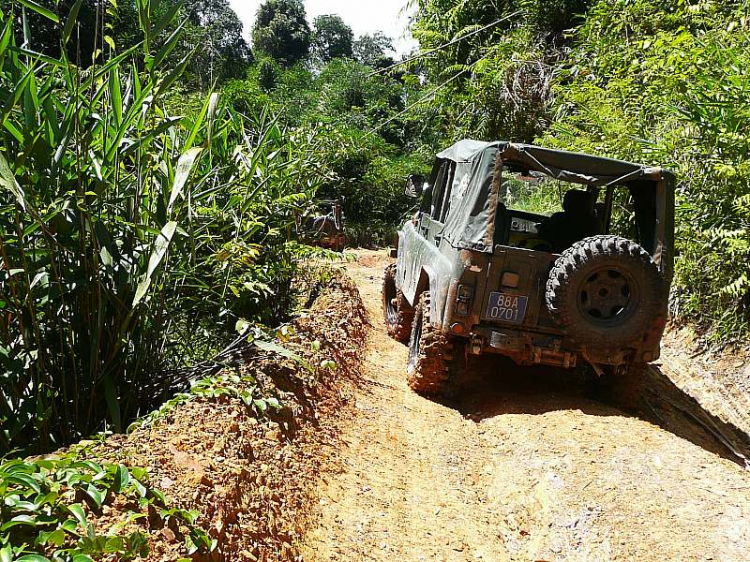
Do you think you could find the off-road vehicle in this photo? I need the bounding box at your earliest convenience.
[299,199,346,252]
[383,140,675,395]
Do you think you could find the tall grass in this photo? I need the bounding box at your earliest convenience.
[0,0,325,454]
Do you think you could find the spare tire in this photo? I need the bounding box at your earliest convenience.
[546,235,664,350]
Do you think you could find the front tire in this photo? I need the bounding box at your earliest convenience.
[382,264,414,344]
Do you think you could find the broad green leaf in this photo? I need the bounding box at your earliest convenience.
[83,483,104,508]
[1,514,37,531]
[91,42,142,84]
[130,476,147,498]
[133,221,178,307]
[112,464,130,493]
[0,545,12,562]
[65,503,87,526]
[17,0,59,23]
[104,536,125,553]
[168,147,203,215]
[62,0,83,45]
[150,2,183,38]
[109,66,123,126]
[0,152,25,209]
[35,528,65,547]
[151,20,185,69]
[0,19,12,68]
[5,472,41,493]
[2,65,35,126]
[185,92,214,150]
[156,48,195,97]
[35,490,58,508]
[9,45,62,66]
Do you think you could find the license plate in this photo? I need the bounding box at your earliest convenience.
[485,292,528,324]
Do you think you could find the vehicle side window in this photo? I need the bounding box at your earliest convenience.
[419,185,433,214]
[436,163,456,223]
[430,162,452,221]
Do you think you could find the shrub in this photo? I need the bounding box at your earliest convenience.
[0,1,325,453]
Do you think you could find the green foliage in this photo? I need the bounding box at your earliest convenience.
[129,370,284,432]
[0,0,251,88]
[179,0,252,89]
[312,14,354,63]
[410,0,591,141]
[542,0,750,341]
[252,0,312,66]
[313,126,430,246]
[222,55,438,244]
[0,0,102,66]
[0,0,326,454]
[0,454,212,560]
[352,32,395,68]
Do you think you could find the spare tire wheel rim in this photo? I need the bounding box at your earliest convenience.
[577,266,639,327]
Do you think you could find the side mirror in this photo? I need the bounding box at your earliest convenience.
[405,174,425,198]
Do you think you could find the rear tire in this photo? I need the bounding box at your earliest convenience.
[334,233,346,252]
[407,291,464,397]
[382,264,413,344]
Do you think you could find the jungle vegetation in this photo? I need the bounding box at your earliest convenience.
[411,0,750,343]
[0,0,431,456]
[1,0,749,458]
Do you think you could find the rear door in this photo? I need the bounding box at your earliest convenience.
[478,248,556,330]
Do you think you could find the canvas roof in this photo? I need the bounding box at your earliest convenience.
[436,140,675,187]
[437,140,675,253]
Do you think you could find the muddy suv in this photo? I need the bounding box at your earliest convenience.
[383,140,675,395]
[299,199,346,252]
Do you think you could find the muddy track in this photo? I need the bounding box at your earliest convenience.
[302,250,750,562]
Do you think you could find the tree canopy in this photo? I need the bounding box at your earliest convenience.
[252,0,312,65]
[182,0,252,88]
[353,32,395,68]
[312,14,354,62]
[0,0,250,86]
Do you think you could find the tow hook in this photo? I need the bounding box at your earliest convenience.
[470,334,483,355]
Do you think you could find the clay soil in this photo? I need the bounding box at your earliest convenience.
[301,250,750,562]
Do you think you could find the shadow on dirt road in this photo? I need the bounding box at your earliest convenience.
[446,355,750,468]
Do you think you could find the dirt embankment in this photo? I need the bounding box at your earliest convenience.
[302,250,750,562]
[80,271,368,561]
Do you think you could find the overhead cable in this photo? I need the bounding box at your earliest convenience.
[366,11,522,79]
[365,53,491,138]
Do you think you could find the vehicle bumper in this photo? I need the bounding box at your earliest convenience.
[463,325,660,370]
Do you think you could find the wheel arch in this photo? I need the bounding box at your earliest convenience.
[413,266,438,320]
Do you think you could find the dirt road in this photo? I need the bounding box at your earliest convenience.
[302,251,750,562]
